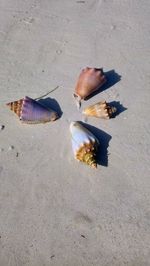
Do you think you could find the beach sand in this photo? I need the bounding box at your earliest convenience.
[0,0,150,265]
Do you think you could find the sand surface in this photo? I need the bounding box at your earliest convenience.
[0,0,150,265]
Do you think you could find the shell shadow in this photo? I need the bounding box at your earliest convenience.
[103,69,121,91]
[85,69,121,100]
[109,101,127,118]
[80,122,112,167]
[37,97,63,118]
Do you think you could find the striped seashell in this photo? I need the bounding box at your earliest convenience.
[83,101,117,119]
[74,67,106,107]
[70,121,99,168]
[6,96,58,124]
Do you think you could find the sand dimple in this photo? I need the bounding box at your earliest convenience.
[0,125,5,131]
[74,212,92,225]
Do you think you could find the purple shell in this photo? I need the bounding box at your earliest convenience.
[20,96,58,123]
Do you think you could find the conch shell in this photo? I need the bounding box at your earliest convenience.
[83,101,117,119]
[6,96,58,124]
[74,67,106,106]
[70,121,99,168]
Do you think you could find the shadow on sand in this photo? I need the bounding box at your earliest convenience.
[38,97,63,118]
[109,101,127,118]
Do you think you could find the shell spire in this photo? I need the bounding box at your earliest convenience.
[6,96,58,124]
[83,101,117,119]
[70,121,99,168]
[74,67,106,107]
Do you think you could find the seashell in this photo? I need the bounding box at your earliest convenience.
[6,96,58,124]
[83,101,117,119]
[70,121,99,168]
[74,67,106,106]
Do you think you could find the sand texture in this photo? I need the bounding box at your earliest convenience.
[0,0,150,265]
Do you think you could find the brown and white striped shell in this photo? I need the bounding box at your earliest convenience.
[83,101,117,119]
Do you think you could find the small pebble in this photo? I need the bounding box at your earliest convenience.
[56,49,62,55]
[0,148,4,152]
[8,145,15,151]
[0,125,5,131]
[110,25,116,30]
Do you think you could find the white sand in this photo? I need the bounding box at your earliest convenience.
[0,0,150,265]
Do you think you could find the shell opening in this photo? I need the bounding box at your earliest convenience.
[73,93,81,109]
